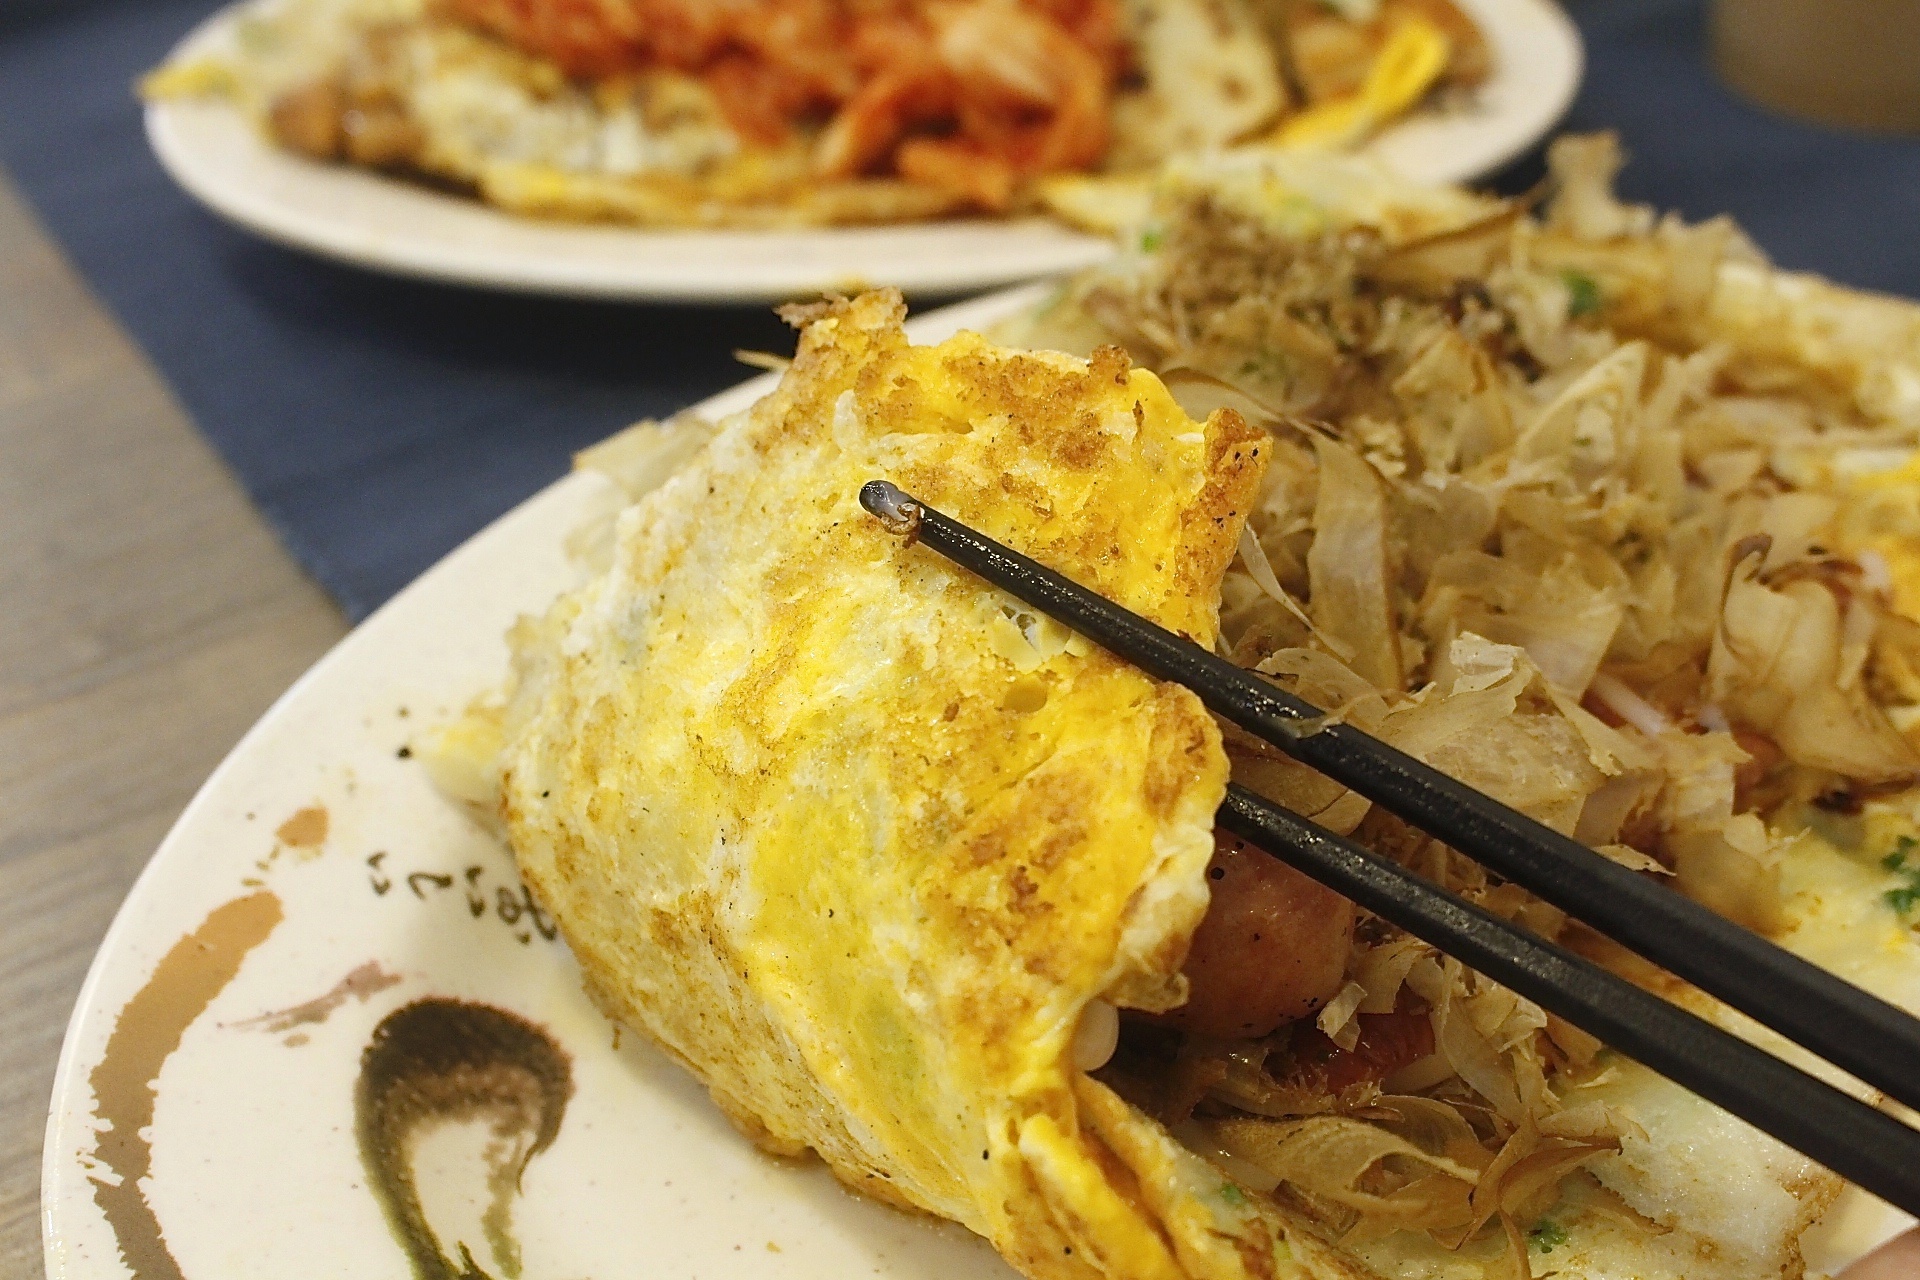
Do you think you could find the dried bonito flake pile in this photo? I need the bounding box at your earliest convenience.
[1004,134,1920,1271]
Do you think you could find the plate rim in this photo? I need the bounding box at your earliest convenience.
[142,99,1116,304]
[143,0,1582,304]
[1410,0,1583,185]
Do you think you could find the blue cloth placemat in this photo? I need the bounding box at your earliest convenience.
[1488,0,1920,288]
[2,0,1917,619]
[0,0,796,618]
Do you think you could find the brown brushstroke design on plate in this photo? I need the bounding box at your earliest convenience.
[356,999,573,1280]
[274,805,328,848]
[86,890,285,1280]
[229,960,402,1045]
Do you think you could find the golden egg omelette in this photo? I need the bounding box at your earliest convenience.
[482,290,1426,1279]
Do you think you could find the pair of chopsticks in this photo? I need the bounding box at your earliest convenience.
[858,480,1920,1217]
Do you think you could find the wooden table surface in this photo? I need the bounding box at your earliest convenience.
[0,167,348,1278]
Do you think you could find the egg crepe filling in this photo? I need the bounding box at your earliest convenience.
[141,0,1487,225]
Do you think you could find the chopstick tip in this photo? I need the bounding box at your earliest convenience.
[860,481,923,539]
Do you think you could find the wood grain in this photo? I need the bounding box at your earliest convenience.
[0,169,347,1278]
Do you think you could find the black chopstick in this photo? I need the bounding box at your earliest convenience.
[857,480,1920,1113]
[1218,785,1920,1216]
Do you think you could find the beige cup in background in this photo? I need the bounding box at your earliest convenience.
[1712,0,1920,133]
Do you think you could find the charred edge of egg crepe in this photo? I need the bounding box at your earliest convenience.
[492,291,1430,1279]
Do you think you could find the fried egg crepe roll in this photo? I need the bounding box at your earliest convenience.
[495,291,1378,1278]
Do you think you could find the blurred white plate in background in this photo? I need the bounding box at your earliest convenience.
[144,0,1581,303]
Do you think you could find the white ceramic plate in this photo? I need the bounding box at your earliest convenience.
[46,285,1902,1280]
[144,0,1582,303]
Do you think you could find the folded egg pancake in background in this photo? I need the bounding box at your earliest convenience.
[140,0,1486,226]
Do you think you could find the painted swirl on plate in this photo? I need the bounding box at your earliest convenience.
[355,998,573,1280]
